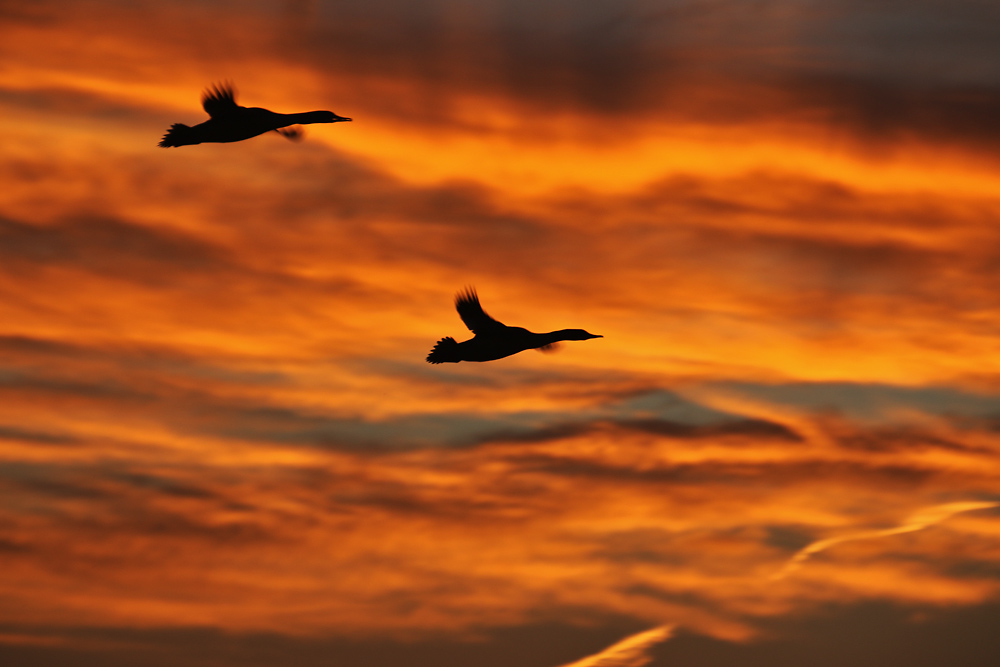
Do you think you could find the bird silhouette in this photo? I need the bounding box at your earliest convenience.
[159,83,351,147]
[427,288,602,364]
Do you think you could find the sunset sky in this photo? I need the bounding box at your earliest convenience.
[3,1,1000,665]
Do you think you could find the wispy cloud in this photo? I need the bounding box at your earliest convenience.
[771,501,1000,580]
[558,625,674,667]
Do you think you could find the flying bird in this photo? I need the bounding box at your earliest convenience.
[159,83,351,147]
[426,288,602,364]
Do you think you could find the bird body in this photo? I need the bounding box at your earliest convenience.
[427,289,601,364]
[159,84,350,147]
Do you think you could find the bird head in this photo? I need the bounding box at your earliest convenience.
[319,111,352,123]
[563,329,603,341]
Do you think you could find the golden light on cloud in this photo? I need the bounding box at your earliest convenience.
[4,1,1000,665]
[771,501,1000,581]
[324,113,1000,202]
[558,625,675,667]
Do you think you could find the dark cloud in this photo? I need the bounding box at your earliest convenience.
[0,461,274,544]
[781,74,1000,154]
[0,215,231,285]
[0,334,287,391]
[617,172,975,232]
[4,601,1000,667]
[0,145,553,286]
[0,464,108,501]
[714,382,1000,423]
[277,1,655,119]
[651,601,1000,667]
[105,470,216,499]
[0,86,164,121]
[272,0,1000,154]
[0,0,57,23]
[0,335,85,357]
[624,417,801,441]
[764,525,816,553]
[472,415,800,448]
[0,619,649,667]
[169,396,785,451]
[8,0,1000,155]
[0,425,78,445]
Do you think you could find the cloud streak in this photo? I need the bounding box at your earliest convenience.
[558,625,674,667]
[771,502,1000,581]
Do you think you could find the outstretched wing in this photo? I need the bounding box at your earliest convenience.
[455,288,505,334]
[275,126,304,141]
[202,83,239,118]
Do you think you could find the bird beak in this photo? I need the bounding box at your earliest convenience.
[333,114,352,122]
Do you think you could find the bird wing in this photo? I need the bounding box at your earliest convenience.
[455,288,505,334]
[202,83,239,118]
[275,126,304,141]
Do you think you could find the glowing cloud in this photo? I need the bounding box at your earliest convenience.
[4,1,1000,665]
[771,501,1000,580]
[557,625,675,667]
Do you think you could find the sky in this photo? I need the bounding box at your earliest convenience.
[2,0,1000,665]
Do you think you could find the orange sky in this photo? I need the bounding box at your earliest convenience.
[2,1,1000,665]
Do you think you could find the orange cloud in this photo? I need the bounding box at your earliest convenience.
[3,2,1000,665]
[1,414,998,642]
[558,625,674,667]
[771,501,1000,580]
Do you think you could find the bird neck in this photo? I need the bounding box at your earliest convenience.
[536,330,573,345]
[282,110,331,124]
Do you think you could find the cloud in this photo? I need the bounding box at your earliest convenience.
[557,625,674,667]
[0,214,232,284]
[2,407,998,640]
[771,502,1000,580]
[6,0,1000,158]
[4,2,1000,664]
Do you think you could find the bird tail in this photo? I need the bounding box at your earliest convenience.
[159,123,197,148]
[426,337,461,364]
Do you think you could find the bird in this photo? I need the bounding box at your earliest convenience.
[158,83,351,147]
[426,288,602,364]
